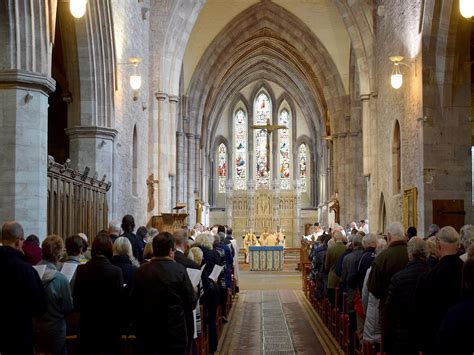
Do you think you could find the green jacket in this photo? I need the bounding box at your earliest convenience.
[367,240,408,304]
[325,241,347,289]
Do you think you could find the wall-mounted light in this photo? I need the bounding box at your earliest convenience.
[389,56,417,90]
[129,57,142,91]
[70,0,87,19]
[389,56,404,89]
[460,0,474,19]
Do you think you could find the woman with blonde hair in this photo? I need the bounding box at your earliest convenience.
[142,237,154,262]
[111,237,139,295]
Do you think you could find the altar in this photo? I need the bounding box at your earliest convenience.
[249,246,284,271]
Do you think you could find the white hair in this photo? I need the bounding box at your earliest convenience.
[437,226,460,245]
[386,222,405,239]
[407,237,428,260]
[362,233,378,248]
[108,220,121,235]
[376,238,387,254]
[194,232,213,249]
[460,225,474,249]
[113,236,139,266]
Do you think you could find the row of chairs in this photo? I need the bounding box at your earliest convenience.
[306,279,381,355]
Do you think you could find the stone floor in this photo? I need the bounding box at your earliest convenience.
[217,264,343,355]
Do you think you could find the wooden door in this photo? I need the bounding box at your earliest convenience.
[432,200,465,231]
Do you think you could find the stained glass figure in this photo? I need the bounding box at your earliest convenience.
[234,109,247,190]
[278,109,291,189]
[218,143,227,193]
[299,144,307,192]
[255,92,271,188]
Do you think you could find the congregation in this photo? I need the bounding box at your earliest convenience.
[0,217,239,355]
[307,221,474,355]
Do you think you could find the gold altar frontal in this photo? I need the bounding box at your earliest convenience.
[249,246,284,271]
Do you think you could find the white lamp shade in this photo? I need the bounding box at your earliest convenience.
[130,75,142,90]
[460,0,474,18]
[70,0,87,18]
[391,74,403,89]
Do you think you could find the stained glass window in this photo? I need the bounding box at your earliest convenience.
[278,109,291,189]
[218,143,227,193]
[255,92,271,188]
[299,144,307,192]
[234,109,247,190]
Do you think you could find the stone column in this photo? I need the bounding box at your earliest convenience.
[194,135,201,201]
[156,92,170,213]
[176,131,185,203]
[360,94,371,177]
[66,126,117,216]
[0,70,56,238]
[168,95,179,176]
[186,133,196,226]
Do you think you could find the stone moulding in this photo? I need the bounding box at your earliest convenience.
[0,69,56,93]
[47,155,112,191]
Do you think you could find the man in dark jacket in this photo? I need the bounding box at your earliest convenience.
[415,226,463,355]
[73,232,124,355]
[173,229,200,354]
[368,222,408,341]
[121,214,142,262]
[355,233,377,292]
[0,221,46,355]
[132,232,197,355]
[384,237,430,355]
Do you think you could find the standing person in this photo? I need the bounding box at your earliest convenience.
[35,235,74,355]
[0,221,46,355]
[367,222,408,343]
[384,237,430,355]
[132,232,197,355]
[108,220,121,245]
[136,226,150,261]
[415,226,463,355]
[121,214,142,262]
[173,229,200,355]
[111,236,139,296]
[73,232,124,355]
[324,231,347,308]
[22,234,42,265]
[225,227,240,293]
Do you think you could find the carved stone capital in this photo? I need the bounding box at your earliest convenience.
[155,92,168,101]
[168,95,179,103]
[65,126,118,140]
[0,69,56,93]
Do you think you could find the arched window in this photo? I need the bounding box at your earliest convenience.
[234,109,247,190]
[298,144,307,192]
[132,125,138,196]
[392,121,401,194]
[217,143,227,193]
[255,92,271,188]
[278,109,291,189]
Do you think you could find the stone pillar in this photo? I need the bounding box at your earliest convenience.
[176,131,185,203]
[168,95,179,176]
[66,126,117,216]
[186,133,196,226]
[360,94,371,177]
[0,70,56,238]
[194,135,201,200]
[149,98,160,217]
[156,92,170,213]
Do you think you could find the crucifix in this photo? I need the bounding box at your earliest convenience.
[250,118,288,177]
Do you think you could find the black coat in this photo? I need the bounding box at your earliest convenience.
[384,259,430,354]
[437,297,474,355]
[174,249,200,270]
[122,231,142,262]
[131,257,197,354]
[355,247,376,292]
[415,254,463,354]
[73,255,124,353]
[111,254,138,295]
[0,246,46,355]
